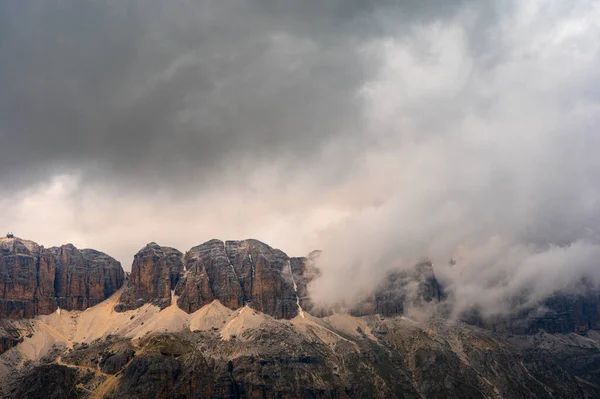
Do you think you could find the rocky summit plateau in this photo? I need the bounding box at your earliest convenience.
[2,236,600,398]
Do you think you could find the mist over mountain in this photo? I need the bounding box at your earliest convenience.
[1,1,600,397]
[2,235,600,398]
[2,1,599,320]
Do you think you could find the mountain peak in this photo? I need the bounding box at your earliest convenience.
[0,237,124,319]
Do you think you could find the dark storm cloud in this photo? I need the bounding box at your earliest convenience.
[0,0,487,192]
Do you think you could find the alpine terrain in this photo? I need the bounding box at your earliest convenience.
[2,235,600,398]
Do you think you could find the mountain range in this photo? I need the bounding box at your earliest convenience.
[2,235,600,398]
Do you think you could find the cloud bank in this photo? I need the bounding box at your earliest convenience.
[309,0,600,316]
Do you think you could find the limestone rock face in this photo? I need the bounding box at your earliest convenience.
[478,289,600,335]
[0,236,125,319]
[287,250,321,316]
[117,243,184,310]
[118,239,443,321]
[350,262,444,317]
[83,249,126,303]
[37,249,58,315]
[0,237,42,318]
[537,292,600,333]
[176,239,303,319]
[50,245,124,310]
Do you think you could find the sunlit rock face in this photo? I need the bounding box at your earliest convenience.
[0,237,41,318]
[0,236,124,319]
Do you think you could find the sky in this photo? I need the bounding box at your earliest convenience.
[1,0,600,317]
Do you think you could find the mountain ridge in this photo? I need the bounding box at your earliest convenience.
[3,235,600,398]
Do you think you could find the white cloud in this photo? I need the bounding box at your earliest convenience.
[309,0,600,316]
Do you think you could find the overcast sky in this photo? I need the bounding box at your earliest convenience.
[1,1,599,316]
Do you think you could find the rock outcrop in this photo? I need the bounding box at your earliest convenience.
[0,236,125,319]
[117,239,442,321]
[176,239,307,319]
[117,243,184,310]
[51,245,125,311]
[0,319,22,354]
[117,239,318,319]
[0,237,42,318]
[349,262,444,317]
[476,289,600,335]
[10,364,79,399]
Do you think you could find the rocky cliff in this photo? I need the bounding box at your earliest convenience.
[7,234,596,338]
[0,236,125,319]
[117,239,444,321]
[349,262,444,317]
[117,243,184,310]
[4,237,600,398]
[473,289,600,335]
[117,239,312,319]
[176,239,308,318]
